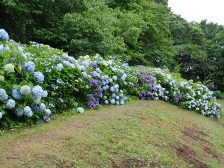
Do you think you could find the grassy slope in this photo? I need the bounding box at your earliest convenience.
[0,100,224,168]
[218,99,224,122]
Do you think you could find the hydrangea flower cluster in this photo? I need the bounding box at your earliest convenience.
[0,89,8,101]
[25,61,35,72]
[12,89,22,100]
[0,29,9,41]
[34,72,44,83]
[20,85,31,95]
[6,99,16,109]
[4,63,14,73]
[77,107,84,113]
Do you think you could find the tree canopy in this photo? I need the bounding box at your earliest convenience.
[1,0,224,91]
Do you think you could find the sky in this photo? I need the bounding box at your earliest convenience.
[168,0,224,25]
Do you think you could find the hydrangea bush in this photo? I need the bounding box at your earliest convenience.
[0,30,222,127]
[150,68,222,117]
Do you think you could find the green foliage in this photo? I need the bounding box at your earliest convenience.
[1,0,175,68]
[169,15,224,91]
[214,91,224,99]
[1,0,224,92]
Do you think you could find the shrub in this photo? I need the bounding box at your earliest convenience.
[0,30,222,128]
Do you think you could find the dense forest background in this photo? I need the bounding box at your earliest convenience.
[1,0,224,91]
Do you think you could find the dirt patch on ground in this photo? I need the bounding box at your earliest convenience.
[181,126,222,162]
[213,119,224,128]
[182,127,208,143]
[203,146,220,160]
[175,144,209,168]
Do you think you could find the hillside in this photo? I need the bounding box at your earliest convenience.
[1,1,224,167]
[0,100,224,168]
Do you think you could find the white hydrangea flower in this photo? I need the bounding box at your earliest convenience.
[20,85,31,95]
[77,107,84,113]
[4,63,14,73]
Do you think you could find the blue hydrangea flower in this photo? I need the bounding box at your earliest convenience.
[102,75,108,80]
[82,61,90,67]
[68,56,76,63]
[78,65,85,71]
[110,99,115,104]
[32,85,44,99]
[62,61,75,68]
[32,106,40,111]
[12,89,22,100]
[6,99,16,109]
[42,91,48,98]
[112,93,116,98]
[82,72,88,78]
[34,97,41,104]
[56,63,63,71]
[40,103,46,110]
[121,74,127,81]
[0,29,9,41]
[16,109,23,117]
[90,71,100,78]
[113,76,118,81]
[20,85,31,95]
[0,88,8,101]
[120,100,125,105]
[114,84,119,89]
[120,70,125,75]
[45,109,51,116]
[104,100,109,104]
[110,87,115,92]
[119,93,124,98]
[34,72,44,83]
[25,61,35,72]
[96,68,101,73]
[26,111,33,117]
[24,106,33,117]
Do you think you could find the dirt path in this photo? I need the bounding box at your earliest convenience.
[0,101,154,167]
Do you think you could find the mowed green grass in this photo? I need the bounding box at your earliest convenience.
[0,100,224,168]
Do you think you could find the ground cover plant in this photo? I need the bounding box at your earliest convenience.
[0,29,222,128]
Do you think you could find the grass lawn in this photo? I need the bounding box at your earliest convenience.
[0,100,223,168]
